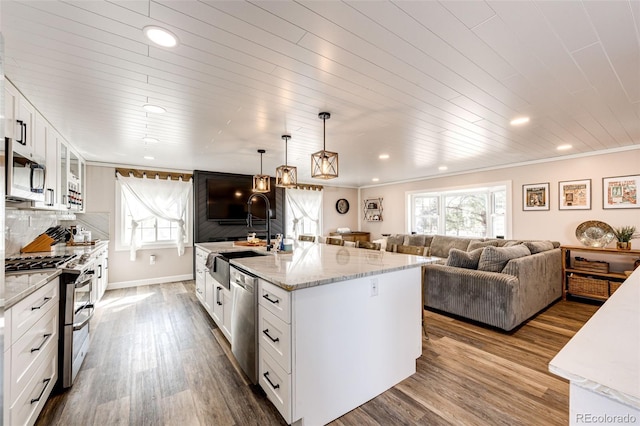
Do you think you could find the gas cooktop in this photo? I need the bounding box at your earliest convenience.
[5,254,77,273]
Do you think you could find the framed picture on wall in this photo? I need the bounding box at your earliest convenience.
[523,183,550,211]
[559,179,591,210]
[603,175,639,209]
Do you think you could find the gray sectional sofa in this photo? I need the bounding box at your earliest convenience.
[384,234,562,331]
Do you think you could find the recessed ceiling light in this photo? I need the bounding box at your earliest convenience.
[438,166,448,171]
[510,117,530,126]
[142,137,159,144]
[557,144,573,151]
[372,178,379,182]
[143,104,166,114]
[143,156,155,160]
[143,26,178,48]
[379,154,390,160]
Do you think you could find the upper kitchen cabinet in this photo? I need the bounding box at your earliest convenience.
[32,120,61,209]
[4,80,39,160]
[59,141,84,211]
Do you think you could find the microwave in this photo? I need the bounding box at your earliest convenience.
[5,137,46,202]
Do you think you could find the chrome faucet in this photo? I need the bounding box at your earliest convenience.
[247,193,272,251]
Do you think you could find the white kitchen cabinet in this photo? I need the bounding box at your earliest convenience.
[59,140,84,211]
[211,281,231,341]
[195,248,208,309]
[257,268,422,426]
[4,80,36,160]
[4,277,60,426]
[95,247,109,303]
[32,116,60,209]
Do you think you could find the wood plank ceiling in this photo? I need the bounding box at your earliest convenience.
[2,1,639,187]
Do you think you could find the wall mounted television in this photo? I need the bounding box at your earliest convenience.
[206,173,277,221]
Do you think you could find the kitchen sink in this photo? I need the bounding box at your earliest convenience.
[220,250,266,260]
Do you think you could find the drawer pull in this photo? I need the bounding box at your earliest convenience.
[217,286,223,305]
[31,297,52,311]
[263,371,280,390]
[31,333,52,353]
[262,294,279,304]
[262,329,279,343]
[30,377,52,404]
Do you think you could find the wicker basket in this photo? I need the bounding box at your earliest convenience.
[573,258,609,273]
[609,281,622,295]
[567,274,609,297]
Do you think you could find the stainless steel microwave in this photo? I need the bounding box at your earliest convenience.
[5,137,46,202]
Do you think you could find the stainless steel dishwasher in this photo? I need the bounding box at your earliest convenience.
[230,265,259,384]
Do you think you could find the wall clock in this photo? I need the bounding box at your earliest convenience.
[336,198,350,214]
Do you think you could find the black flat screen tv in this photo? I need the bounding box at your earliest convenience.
[206,173,276,221]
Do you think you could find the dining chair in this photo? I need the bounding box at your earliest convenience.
[325,236,345,246]
[355,241,381,251]
[298,235,316,242]
[395,244,426,256]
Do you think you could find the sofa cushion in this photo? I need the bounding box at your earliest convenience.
[467,239,499,251]
[386,234,405,247]
[523,240,555,254]
[446,248,484,269]
[478,245,531,272]
[430,235,473,258]
[503,240,523,247]
[406,234,427,247]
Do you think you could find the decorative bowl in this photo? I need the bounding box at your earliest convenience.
[575,220,615,247]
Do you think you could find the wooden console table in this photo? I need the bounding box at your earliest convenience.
[561,245,640,301]
[329,231,370,243]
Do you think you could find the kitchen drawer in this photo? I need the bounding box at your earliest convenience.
[10,302,58,405]
[9,343,57,426]
[258,279,290,324]
[259,307,291,373]
[11,279,59,345]
[259,348,292,424]
[195,247,208,264]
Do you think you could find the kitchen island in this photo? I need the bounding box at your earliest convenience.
[549,267,639,424]
[195,241,430,425]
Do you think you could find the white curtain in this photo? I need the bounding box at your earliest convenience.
[285,188,322,238]
[116,172,192,261]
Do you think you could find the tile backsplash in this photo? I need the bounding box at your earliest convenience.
[5,209,110,256]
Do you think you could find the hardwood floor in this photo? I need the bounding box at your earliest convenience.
[36,281,599,426]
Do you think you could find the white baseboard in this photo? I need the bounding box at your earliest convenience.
[107,274,194,290]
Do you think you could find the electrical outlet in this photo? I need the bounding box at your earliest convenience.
[370,278,379,296]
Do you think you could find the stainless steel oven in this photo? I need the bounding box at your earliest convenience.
[60,266,95,388]
[5,137,46,202]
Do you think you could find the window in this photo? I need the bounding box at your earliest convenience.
[408,183,508,238]
[285,188,323,238]
[115,179,192,252]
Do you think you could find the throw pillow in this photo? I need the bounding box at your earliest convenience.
[523,240,555,254]
[503,241,523,247]
[467,239,499,251]
[386,234,405,247]
[446,248,484,269]
[477,245,531,272]
[406,234,427,247]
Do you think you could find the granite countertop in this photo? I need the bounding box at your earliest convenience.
[196,241,434,291]
[3,270,62,309]
[549,267,640,409]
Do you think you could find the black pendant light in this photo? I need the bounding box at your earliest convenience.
[311,112,338,179]
[252,149,270,193]
[275,134,297,188]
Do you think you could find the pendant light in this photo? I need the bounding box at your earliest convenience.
[275,134,297,188]
[252,149,270,193]
[311,112,338,179]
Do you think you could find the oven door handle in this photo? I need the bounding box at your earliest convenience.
[73,304,94,330]
[74,274,94,289]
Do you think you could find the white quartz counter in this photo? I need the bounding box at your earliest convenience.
[549,267,640,409]
[195,241,432,291]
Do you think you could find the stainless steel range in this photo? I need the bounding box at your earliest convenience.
[4,252,97,389]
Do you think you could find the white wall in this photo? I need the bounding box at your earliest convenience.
[359,149,640,246]
[321,186,359,235]
[85,165,193,287]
